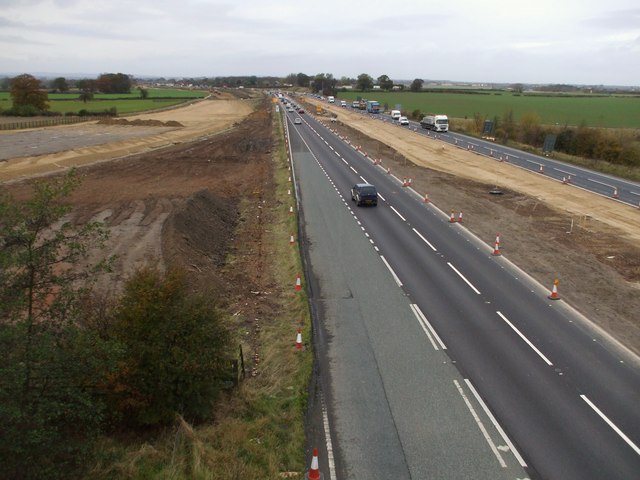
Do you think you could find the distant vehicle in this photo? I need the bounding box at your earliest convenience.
[398,116,409,125]
[366,101,381,114]
[294,117,302,125]
[340,100,347,107]
[350,183,378,207]
[298,108,305,114]
[328,96,335,103]
[420,114,449,132]
[352,100,360,108]
[391,110,401,120]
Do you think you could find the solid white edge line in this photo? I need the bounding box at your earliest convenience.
[412,227,437,252]
[453,379,507,468]
[390,205,406,222]
[380,255,403,287]
[320,391,336,479]
[496,311,553,366]
[464,379,528,467]
[580,394,640,456]
[410,304,439,350]
[411,303,447,350]
[447,262,481,294]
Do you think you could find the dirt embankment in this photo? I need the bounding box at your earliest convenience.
[305,98,640,357]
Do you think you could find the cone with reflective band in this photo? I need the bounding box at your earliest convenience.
[548,279,560,300]
[449,210,456,223]
[289,233,295,245]
[305,448,322,480]
[458,211,463,223]
[295,274,302,292]
[492,241,501,256]
[423,193,429,203]
[289,206,294,214]
[495,233,501,245]
[613,187,619,199]
[539,164,544,174]
[295,328,302,350]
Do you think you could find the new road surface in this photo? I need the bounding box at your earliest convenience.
[283,100,640,480]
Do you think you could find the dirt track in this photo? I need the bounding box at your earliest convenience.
[1,93,639,357]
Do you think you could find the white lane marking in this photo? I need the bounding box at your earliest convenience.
[453,379,507,468]
[554,167,574,176]
[412,227,437,252]
[334,151,341,157]
[350,166,358,174]
[390,206,406,222]
[360,176,368,183]
[321,392,337,480]
[464,379,528,467]
[580,395,640,456]
[341,158,348,164]
[447,262,481,294]
[588,177,615,189]
[378,193,386,202]
[630,191,640,197]
[380,255,403,287]
[496,311,553,366]
[410,304,447,350]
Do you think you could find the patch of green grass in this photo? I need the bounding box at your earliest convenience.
[336,91,640,128]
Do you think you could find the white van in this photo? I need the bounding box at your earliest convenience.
[391,110,401,120]
[328,96,335,103]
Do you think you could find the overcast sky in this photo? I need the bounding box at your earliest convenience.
[1,0,639,85]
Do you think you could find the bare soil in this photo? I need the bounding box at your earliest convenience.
[305,98,640,357]
[1,93,639,360]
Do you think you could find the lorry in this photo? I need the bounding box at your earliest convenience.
[390,109,401,120]
[420,114,449,132]
[327,95,335,103]
[366,100,381,114]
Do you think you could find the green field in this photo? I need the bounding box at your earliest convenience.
[335,91,640,129]
[0,88,208,115]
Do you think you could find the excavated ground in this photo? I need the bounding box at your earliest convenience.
[1,93,639,358]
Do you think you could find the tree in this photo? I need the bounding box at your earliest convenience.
[106,267,232,427]
[377,74,393,91]
[138,86,149,99]
[52,77,69,93]
[0,170,116,479]
[78,91,94,103]
[311,73,337,96]
[296,72,310,88]
[9,74,49,111]
[356,73,374,91]
[409,78,424,92]
[96,72,132,94]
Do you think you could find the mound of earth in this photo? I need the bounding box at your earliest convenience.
[97,118,185,127]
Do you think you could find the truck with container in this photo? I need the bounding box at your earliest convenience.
[420,114,449,132]
[366,100,381,113]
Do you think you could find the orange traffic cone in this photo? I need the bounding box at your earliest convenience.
[295,274,302,292]
[305,448,322,480]
[458,211,463,223]
[295,328,303,350]
[613,187,619,199]
[449,210,456,223]
[423,193,429,203]
[289,206,294,215]
[539,164,544,174]
[492,241,501,256]
[495,233,501,245]
[289,233,295,245]
[548,279,560,300]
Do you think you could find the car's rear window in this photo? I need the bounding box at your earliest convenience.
[360,187,377,195]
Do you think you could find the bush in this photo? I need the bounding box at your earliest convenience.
[104,268,233,428]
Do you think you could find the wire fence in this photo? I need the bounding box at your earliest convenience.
[0,116,96,131]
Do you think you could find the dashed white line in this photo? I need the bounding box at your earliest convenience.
[350,166,358,174]
[380,255,403,287]
[581,395,640,456]
[412,227,437,252]
[496,311,553,366]
[464,379,528,467]
[378,193,386,202]
[447,262,481,294]
[410,304,447,350]
[390,206,406,222]
[454,379,507,468]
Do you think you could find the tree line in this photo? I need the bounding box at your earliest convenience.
[0,171,233,479]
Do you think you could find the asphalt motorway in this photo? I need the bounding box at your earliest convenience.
[331,104,640,207]
[284,104,640,479]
